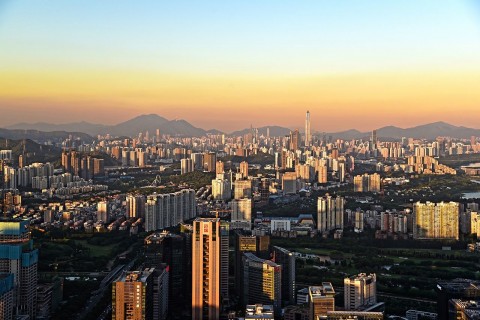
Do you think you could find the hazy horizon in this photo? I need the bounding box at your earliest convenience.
[1,1,480,131]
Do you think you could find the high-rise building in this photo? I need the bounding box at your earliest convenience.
[144,232,186,317]
[344,273,377,311]
[203,152,216,172]
[242,252,282,313]
[272,246,296,306]
[97,200,110,222]
[112,269,154,320]
[0,273,14,320]
[0,220,39,319]
[126,194,146,218]
[231,198,252,223]
[192,218,222,320]
[234,179,252,200]
[413,202,459,240]
[181,158,194,175]
[317,194,344,233]
[318,165,328,184]
[353,174,381,193]
[260,178,270,203]
[216,161,225,175]
[371,130,377,151]
[212,179,231,201]
[290,130,300,151]
[239,161,249,179]
[234,231,257,301]
[309,284,336,319]
[144,190,196,231]
[305,111,311,147]
[282,172,297,194]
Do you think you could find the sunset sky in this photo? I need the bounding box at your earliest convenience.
[1,1,480,132]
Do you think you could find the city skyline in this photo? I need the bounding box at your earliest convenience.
[1,1,480,131]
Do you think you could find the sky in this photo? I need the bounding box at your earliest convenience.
[0,1,480,132]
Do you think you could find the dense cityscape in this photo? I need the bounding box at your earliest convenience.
[2,110,480,319]
[2,1,480,320]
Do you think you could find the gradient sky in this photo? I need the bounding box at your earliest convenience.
[1,1,480,132]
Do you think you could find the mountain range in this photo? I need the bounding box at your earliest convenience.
[3,114,480,140]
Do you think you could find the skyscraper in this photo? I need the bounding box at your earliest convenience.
[305,111,311,147]
[112,269,154,320]
[290,130,300,151]
[272,246,296,306]
[192,218,222,320]
[0,220,39,318]
[242,252,282,313]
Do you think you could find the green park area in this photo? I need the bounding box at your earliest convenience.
[271,231,480,315]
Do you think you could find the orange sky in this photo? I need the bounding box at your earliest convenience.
[0,69,479,132]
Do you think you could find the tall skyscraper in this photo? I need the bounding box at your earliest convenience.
[272,246,296,306]
[234,179,252,200]
[192,218,222,320]
[242,252,282,313]
[344,273,377,311]
[413,201,459,240]
[0,273,14,320]
[305,111,311,147]
[290,130,300,151]
[0,220,39,318]
[317,194,344,233]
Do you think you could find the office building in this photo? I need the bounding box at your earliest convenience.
[242,252,282,313]
[309,284,336,319]
[192,218,223,320]
[413,202,459,240]
[112,269,154,320]
[144,232,186,316]
[317,194,345,233]
[234,232,257,301]
[344,273,377,311]
[0,220,39,319]
[0,273,14,320]
[436,279,480,320]
[272,246,296,306]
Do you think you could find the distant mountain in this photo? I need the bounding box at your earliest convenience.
[7,114,207,137]
[230,126,292,137]
[0,128,93,143]
[6,116,480,140]
[326,122,480,140]
[0,138,62,164]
